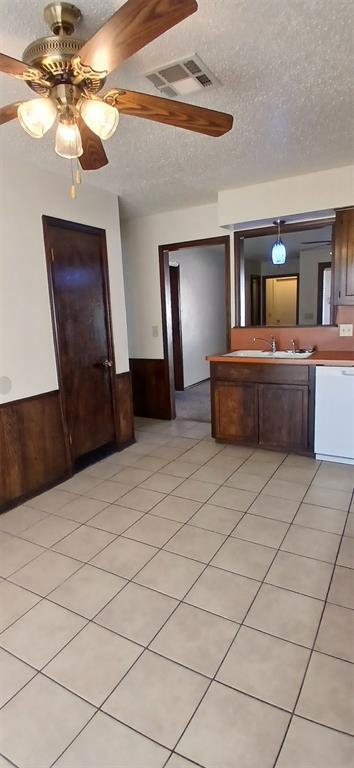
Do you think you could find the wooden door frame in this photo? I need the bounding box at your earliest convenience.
[159,235,231,420]
[234,217,335,327]
[42,215,118,472]
[250,274,261,326]
[169,264,184,391]
[262,273,300,325]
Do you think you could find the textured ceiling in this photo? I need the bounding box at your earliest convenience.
[0,0,353,218]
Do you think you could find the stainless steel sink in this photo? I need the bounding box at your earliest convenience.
[272,350,313,359]
[224,350,313,359]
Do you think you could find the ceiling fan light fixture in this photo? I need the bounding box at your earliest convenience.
[80,99,119,140]
[271,219,287,265]
[55,119,83,159]
[18,97,57,138]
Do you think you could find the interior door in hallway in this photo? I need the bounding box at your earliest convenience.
[43,217,116,463]
[169,264,184,391]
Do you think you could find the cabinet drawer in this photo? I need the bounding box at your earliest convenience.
[211,362,310,385]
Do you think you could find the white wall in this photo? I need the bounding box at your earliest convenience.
[0,157,129,405]
[218,165,354,228]
[170,246,226,387]
[121,165,353,362]
[260,258,300,277]
[122,203,233,359]
[299,248,332,325]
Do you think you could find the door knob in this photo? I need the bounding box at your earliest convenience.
[102,359,112,368]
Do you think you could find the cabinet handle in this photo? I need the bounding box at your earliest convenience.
[341,370,354,376]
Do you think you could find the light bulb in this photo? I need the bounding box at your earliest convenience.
[271,239,287,265]
[18,98,57,138]
[55,120,83,159]
[80,98,119,139]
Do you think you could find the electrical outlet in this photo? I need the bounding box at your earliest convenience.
[152,325,159,338]
[339,324,353,337]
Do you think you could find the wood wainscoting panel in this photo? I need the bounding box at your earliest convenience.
[0,390,70,511]
[115,372,135,447]
[129,358,171,419]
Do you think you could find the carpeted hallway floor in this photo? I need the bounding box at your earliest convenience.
[175,380,211,423]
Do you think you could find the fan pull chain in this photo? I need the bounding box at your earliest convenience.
[70,158,77,199]
[75,158,82,185]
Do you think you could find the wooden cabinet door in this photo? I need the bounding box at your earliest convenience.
[334,208,354,305]
[258,384,309,451]
[213,381,258,443]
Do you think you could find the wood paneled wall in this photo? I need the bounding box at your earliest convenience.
[115,372,135,447]
[0,373,135,512]
[0,391,70,511]
[129,358,171,419]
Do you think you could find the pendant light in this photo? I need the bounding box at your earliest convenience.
[271,219,287,265]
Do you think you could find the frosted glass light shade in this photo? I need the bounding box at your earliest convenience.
[271,239,287,265]
[80,99,119,139]
[18,98,57,138]
[55,121,83,159]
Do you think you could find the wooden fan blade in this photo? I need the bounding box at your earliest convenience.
[78,117,109,171]
[0,52,45,84]
[0,101,21,125]
[105,89,233,137]
[77,0,198,75]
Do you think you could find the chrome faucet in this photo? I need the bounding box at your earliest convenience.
[252,336,277,353]
[290,339,296,353]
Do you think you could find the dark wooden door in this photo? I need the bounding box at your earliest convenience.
[258,384,309,451]
[213,381,258,442]
[44,218,116,462]
[334,208,354,305]
[250,275,261,325]
[169,265,184,391]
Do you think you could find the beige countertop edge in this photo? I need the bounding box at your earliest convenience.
[207,351,354,366]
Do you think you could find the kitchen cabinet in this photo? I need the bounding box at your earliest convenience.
[334,208,354,306]
[213,381,258,443]
[211,363,315,454]
[258,383,309,451]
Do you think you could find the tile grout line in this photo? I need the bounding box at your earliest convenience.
[272,486,354,766]
[0,428,222,765]
[0,441,317,685]
[173,463,353,765]
[1,422,352,766]
[165,457,329,761]
[148,450,301,761]
[44,436,295,766]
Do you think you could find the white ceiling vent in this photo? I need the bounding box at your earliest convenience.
[145,55,220,98]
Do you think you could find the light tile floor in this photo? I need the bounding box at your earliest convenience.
[0,416,353,768]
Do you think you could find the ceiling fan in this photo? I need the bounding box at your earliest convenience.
[0,0,233,183]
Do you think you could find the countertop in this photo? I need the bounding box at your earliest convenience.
[207,351,354,366]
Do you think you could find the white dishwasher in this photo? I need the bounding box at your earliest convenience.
[315,366,354,464]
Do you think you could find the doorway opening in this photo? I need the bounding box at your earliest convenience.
[43,216,117,471]
[159,236,230,422]
[263,274,299,325]
[317,262,332,324]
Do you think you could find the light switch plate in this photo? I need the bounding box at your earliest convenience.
[339,324,353,337]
